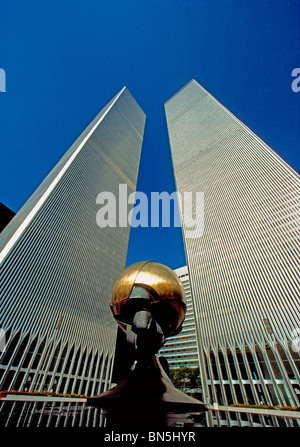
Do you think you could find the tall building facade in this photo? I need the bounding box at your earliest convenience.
[0,87,145,426]
[165,80,300,427]
[0,203,15,233]
[159,266,199,369]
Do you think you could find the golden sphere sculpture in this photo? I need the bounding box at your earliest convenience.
[110,261,186,338]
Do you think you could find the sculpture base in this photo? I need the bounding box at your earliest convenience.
[87,356,206,428]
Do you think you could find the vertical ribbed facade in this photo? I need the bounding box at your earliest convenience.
[0,86,145,422]
[165,80,300,427]
[159,266,199,369]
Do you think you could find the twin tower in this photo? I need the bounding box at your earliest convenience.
[0,80,299,426]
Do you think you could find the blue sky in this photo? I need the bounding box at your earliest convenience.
[0,0,299,270]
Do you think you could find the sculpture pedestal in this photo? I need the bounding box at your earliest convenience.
[87,356,206,428]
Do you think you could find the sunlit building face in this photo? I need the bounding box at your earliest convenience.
[165,80,300,427]
[0,88,145,427]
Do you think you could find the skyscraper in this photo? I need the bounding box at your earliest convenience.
[165,80,300,427]
[0,85,145,422]
[0,203,15,233]
[159,266,199,369]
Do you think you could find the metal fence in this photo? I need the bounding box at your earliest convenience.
[0,395,105,428]
[1,395,300,428]
[205,403,300,427]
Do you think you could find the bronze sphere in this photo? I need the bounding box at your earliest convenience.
[110,261,186,337]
